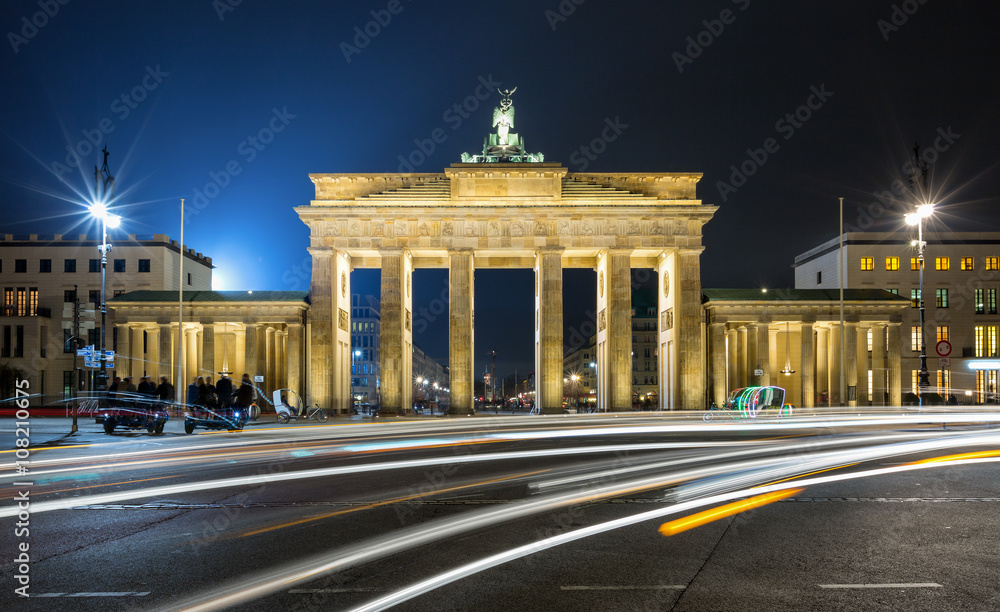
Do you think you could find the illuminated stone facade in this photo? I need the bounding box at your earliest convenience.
[297,163,717,414]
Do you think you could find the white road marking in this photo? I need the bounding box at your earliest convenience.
[561,585,686,590]
[289,588,382,593]
[818,583,942,589]
[34,592,151,597]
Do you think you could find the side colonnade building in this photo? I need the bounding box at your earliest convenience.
[704,289,910,408]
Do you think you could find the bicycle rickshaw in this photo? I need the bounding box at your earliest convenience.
[704,386,794,422]
[273,389,328,424]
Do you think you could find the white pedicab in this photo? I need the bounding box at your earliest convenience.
[273,389,328,424]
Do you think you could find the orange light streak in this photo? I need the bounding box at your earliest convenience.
[659,488,803,536]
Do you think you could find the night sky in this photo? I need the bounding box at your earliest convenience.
[2,1,998,381]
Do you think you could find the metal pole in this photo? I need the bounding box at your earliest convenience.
[97,215,108,396]
[839,197,846,406]
[177,199,184,406]
[917,219,928,407]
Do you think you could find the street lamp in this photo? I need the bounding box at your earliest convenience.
[905,203,934,407]
[88,202,121,396]
[352,349,362,412]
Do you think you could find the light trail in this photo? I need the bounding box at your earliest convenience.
[341,456,1000,612]
[658,488,803,536]
[156,433,1000,612]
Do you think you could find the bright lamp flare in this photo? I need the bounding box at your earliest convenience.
[88,202,108,217]
[905,213,918,226]
[105,215,122,229]
[917,203,935,217]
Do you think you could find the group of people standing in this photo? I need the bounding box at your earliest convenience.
[186,374,255,410]
[108,375,175,402]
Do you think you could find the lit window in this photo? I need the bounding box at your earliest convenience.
[911,370,919,393]
[937,370,951,397]
[975,288,985,314]
[911,326,921,352]
[910,288,921,308]
[961,257,975,271]
[975,325,985,357]
[990,289,998,315]
[910,257,922,271]
[860,257,874,271]
[987,257,1000,271]
[867,328,873,352]
[886,257,899,271]
[935,257,949,271]
[886,288,899,295]
[990,326,999,357]
[937,326,950,342]
[936,288,948,308]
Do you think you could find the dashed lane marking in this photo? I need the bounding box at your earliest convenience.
[818,583,942,589]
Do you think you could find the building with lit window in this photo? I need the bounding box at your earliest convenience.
[564,288,659,410]
[795,232,1000,402]
[0,233,212,405]
[350,294,447,411]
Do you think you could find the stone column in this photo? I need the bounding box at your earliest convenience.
[747,323,760,386]
[856,326,869,406]
[888,323,902,406]
[379,248,413,415]
[871,323,887,406]
[535,247,564,414]
[147,327,159,381]
[726,328,737,394]
[845,322,858,407]
[710,323,727,407]
[607,249,632,411]
[676,248,705,410]
[767,326,778,386]
[816,326,829,404]
[201,324,215,381]
[234,327,246,379]
[116,324,130,382]
[187,328,199,383]
[736,326,747,387]
[159,323,172,381]
[265,326,276,401]
[829,323,842,406]
[307,247,333,409]
[330,250,353,415]
[276,330,286,390]
[245,322,259,393]
[286,322,303,400]
[449,249,475,414]
[655,251,676,410]
[800,323,815,408]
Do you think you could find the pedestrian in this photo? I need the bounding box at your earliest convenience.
[108,376,121,397]
[137,376,155,396]
[156,376,174,402]
[119,376,137,395]
[215,375,234,408]
[204,376,218,409]
[235,373,254,410]
[187,377,200,407]
[195,376,212,408]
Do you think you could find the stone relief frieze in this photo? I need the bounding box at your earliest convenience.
[557,220,571,235]
[442,222,454,236]
[511,221,525,236]
[627,220,641,235]
[464,222,478,237]
[487,221,502,237]
[534,221,547,236]
[581,221,594,235]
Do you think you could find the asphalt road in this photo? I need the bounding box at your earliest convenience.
[2,411,999,611]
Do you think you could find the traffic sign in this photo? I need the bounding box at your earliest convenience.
[253,375,264,383]
[753,368,764,376]
[936,340,952,357]
[77,348,93,357]
[938,357,951,368]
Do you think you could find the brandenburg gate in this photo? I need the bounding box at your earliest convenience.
[296,91,717,414]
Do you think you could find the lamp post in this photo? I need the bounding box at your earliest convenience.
[352,349,362,412]
[905,203,934,407]
[88,202,121,396]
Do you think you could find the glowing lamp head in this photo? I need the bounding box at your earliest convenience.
[905,213,919,226]
[88,202,107,218]
[917,203,935,218]
[105,215,121,229]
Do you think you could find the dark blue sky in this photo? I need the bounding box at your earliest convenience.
[2,1,998,379]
